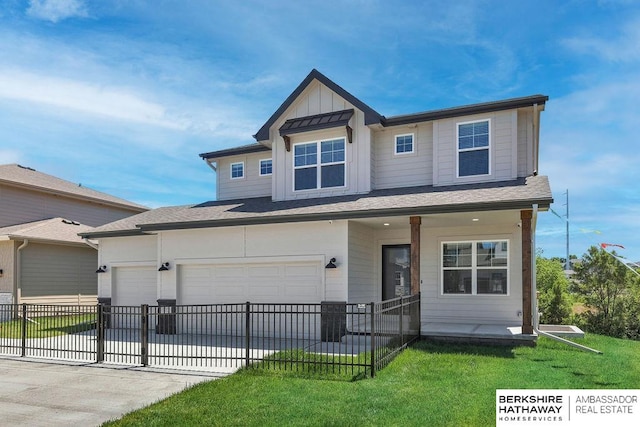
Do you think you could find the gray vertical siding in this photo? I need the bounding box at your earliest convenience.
[347,221,375,303]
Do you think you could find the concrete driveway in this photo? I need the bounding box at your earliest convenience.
[0,356,225,427]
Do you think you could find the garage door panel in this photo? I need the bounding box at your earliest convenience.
[112,266,156,329]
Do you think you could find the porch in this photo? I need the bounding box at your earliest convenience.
[422,322,537,345]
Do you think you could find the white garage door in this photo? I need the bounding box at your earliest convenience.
[112,266,157,306]
[178,261,323,305]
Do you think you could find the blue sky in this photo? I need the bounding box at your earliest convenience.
[0,0,638,262]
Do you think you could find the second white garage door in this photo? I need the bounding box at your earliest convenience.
[178,261,323,305]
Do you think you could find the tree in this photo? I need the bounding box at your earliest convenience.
[536,256,571,324]
[573,245,636,338]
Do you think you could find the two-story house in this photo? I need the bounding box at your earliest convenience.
[82,69,552,342]
[0,164,148,305]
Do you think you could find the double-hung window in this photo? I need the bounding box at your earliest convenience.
[294,138,345,191]
[395,133,414,155]
[457,119,490,177]
[442,240,508,295]
[230,162,244,179]
[259,159,272,176]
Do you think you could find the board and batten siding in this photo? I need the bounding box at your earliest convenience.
[420,220,523,326]
[19,243,97,298]
[433,110,518,186]
[216,153,272,201]
[0,184,141,228]
[268,80,372,201]
[372,123,433,190]
[347,221,375,303]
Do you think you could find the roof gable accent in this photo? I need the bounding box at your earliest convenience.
[279,109,354,151]
[200,143,271,160]
[382,95,549,127]
[253,69,382,142]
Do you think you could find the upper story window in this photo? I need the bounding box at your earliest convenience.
[457,119,490,177]
[259,159,272,176]
[395,133,414,155]
[230,162,244,179]
[293,138,345,191]
[442,240,508,295]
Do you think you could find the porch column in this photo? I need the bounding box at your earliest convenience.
[410,216,421,295]
[520,210,533,334]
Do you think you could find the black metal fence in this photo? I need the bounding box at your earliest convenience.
[0,295,420,377]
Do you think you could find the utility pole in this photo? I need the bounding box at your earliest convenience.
[565,190,570,271]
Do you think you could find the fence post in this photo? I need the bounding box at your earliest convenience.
[20,304,27,357]
[245,302,251,367]
[370,302,376,378]
[141,304,149,366]
[399,296,404,348]
[96,304,104,363]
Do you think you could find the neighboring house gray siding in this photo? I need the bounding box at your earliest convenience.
[216,154,272,201]
[0,184,141,228]
[20,243,97,298]
[347,221,375,303]
[0,241,14,295]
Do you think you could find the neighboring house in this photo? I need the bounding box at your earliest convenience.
[82,69,553,342]
[0,164,148,305]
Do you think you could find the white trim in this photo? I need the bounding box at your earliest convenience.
[230,161,245,180]
[292,137,347,192]
[440,239,509,296]
[394,133,415,155]
[259,158,272,176]
[456,118,491,178]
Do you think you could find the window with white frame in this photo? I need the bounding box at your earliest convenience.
[293,138,345,191]
[457,119,490,177]
[230,162,244,179]
[395,133,414,155]
[442,240,508,295]
[259,159,272,176]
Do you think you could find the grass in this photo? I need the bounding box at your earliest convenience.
[105,334,640,426]
[0,314,96,339]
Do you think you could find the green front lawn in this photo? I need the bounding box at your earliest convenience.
[0,314,96,339]
[106,334,640,426]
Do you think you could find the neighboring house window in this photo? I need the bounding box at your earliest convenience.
[457,119,490,177]
[293,138,345,191]
[230,162,244,179]
[260,159,272,176]
[442,240,508,295]
[395,133,414,155]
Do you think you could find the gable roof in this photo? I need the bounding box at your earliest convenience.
[0,217,96,246]
[253,69,383,142]
[0,164,148,212]
[81,175,553,238]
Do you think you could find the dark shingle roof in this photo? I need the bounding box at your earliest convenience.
[0,164,148,212]
[81,175,552,238]
[199,143,271,160]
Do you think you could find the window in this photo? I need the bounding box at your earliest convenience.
[395,133,414,154]
[230,162,244,179]
[259,159,272,176]
[457,120,490,177]
[442,240,508,295]
[293,138,345,191]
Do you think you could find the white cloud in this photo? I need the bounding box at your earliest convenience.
[0,68,185,129]
[27,0,88,23]
[562,15,640,62]
[0,149,22,164]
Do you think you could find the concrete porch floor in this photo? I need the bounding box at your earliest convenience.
[422,322,537,344]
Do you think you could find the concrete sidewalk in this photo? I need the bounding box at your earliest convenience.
[0,357,225,427]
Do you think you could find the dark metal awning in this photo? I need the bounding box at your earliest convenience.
[279,109,354,151]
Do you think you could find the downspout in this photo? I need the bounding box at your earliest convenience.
[531,204,602,354]
[16,239,29,305]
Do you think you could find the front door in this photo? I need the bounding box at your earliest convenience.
[382,245,411,300]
